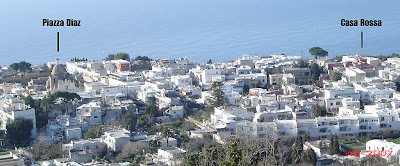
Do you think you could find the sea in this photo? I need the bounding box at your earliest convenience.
[0,0,399,66]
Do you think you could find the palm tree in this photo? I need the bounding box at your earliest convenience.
[162,127,172,147]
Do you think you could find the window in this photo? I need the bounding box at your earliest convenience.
[381,117,384,121]
[336,102,340,105]
[94,116,98,118]
[330,103,333,106]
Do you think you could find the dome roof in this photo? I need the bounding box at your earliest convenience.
[51,64,67,75]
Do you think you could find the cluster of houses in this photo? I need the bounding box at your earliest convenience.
[2,54,400,165]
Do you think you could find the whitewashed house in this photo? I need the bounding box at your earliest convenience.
[76,102,102,125]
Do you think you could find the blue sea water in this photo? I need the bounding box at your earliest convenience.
[0,0,399,65]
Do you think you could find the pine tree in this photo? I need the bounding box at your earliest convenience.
[301,148,317,165]
[208,81,225,108]
[226,138,242,164]
[292,136,303,164]
[302,134,310,143]
[329,134,334,155]
[333,135,340,154]
[319,141,323,152]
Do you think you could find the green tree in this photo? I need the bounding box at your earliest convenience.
[333,55,343,62]
[208,81,225,108]
[203,146,226,165]
[395,81,400,92]
[243,85,250,94]
[134,56,151,61]
[319,141,323,151]
[145,104,160,117]
[302,134,310,143]
[84,127,103,139]
[10,61,32,75]
[298,59,309,68]
[331,72,343,81]
[17,61,32,74]
[10,63,19,74]
[24,96,37,109]
[35,111,48,129]
[114,52,130,60]
[301,148,317,165]
[226,138,242,164]
[309,63,324,82]
[329,134,334,155]
[6,118,33,147]
[375,53,400,61]
[207,59,212,64]
[23,96,48,128]
[309,47,328,59]
[143,104,160,125]
[50,92,81,114]
[148,140,161,153]
[332,135,340,154]
[249,80,261,89]
[177,133,190,147]
[121,112,137,131]
[183,153,204,166]
[310,104,327,118]
[136,116,150,129]
[40,63,51,73]
[291,136,303,164]
[40,97,51,112]
[106,54,115,60]
[162,127,173,147]
[50,92,81,102]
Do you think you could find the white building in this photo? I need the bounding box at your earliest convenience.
[0,96,37,138]
[76,102,102,125]
[167,106,184,120]
[171,75,192,87]
[62,138,106,155]
[365,139,400,163]
[102,128,131,152]
[345,67,366,83]
[200,69,225,84]
[156,147,187,166]
[211,107,254,124]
